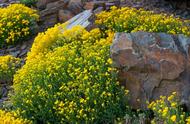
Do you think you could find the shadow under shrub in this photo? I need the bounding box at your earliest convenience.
[12,25,129,123]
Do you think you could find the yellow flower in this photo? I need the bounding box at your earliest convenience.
[163,107,168,113]
[107,58,113,64]
[0,110,31,124]
[167,95,174,101]
[170,115,177,122]
[171,102,177,107]
[148,101,155,108]
[186,116,190,124]
[151,119,156,124]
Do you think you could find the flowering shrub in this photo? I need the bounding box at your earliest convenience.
[96,6,190,36]
[0,109,31,124]
[148,92,189,124]
[0,55,21,83]
[12,25,128,123]
[0,4,39,47]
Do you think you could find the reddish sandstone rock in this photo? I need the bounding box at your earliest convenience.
[58,9,74,22]
[37,0,58,10]
[111,32,190,110]
[67,0,83,14]
[84,2,95,10]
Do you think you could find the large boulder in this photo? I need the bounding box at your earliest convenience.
[111,32,190,110]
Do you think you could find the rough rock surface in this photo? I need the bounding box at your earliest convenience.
[37,0,58,9]
[37,0,122,30]
[0,37,34,58]
[67,0,83,14]
[58,9,74,22]
[39,0,69,29]
[111,32,190,110]
[0,0,19,7]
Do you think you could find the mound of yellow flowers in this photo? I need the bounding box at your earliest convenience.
[9,6,190,123]
[0,55,21,83]
[12,25,128,123]
[0,4,39,47]
[0,109,31,124]
[96,6,190,36]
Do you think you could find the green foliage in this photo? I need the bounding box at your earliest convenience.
[96,6,190,36]
[0,4,39,48]
[20,0,37,7]
[12,25,128,123]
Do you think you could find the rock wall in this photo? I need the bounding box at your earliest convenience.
[111,32,190,110]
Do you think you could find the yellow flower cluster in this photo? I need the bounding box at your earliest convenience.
[0,109,31,124]
[148,92,189,124]
[0,55,21,83]
[0,4,39,47]
[186,116,190,124]
[96,6,190,36]
[12,25,128,123]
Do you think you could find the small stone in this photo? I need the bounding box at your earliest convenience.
[7,47,17,52]
[93,7,104,14]
[84,2,95,10]
[43,13,58,28]
[9,50,20,57]
[18,48,28,57]
[21,44,27,50]
[0,50,5,56]
[67,0,83,14]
